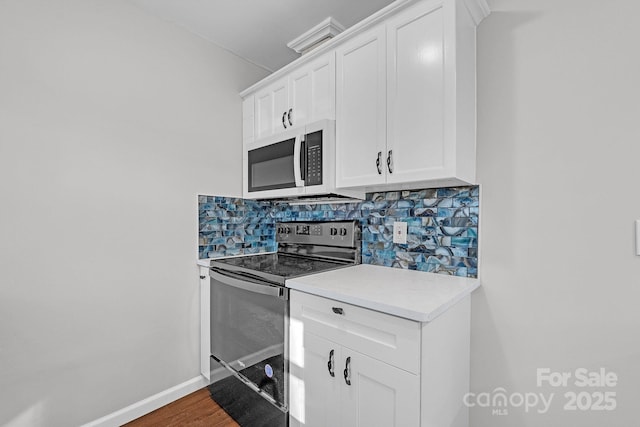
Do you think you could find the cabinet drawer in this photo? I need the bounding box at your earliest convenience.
[290,291,420,374]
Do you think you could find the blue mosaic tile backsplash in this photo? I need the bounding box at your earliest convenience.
[198,196,276,258]
[198,186,479,278]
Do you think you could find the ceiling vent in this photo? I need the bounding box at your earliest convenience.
[287,17,345,55]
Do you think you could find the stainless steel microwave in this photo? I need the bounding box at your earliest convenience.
[243,119,363,200]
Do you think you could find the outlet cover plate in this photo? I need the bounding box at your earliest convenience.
[393,221,407,244]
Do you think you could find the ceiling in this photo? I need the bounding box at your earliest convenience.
[129,0,396,72]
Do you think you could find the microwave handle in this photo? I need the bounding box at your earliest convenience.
[293,134,304,187]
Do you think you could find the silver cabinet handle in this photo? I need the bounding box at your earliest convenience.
[288,108,293,126]
[376,151,382,174]
[282,111,288,129]
[387,150,393,173]
[343,356,351,385]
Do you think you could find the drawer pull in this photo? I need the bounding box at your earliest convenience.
[331,307,344,315]
[327,349,335,377]
[343,356,351,385]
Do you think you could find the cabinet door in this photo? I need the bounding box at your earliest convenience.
[199,267,210,381]
[242,96,255,145]
[341,349,420,427]
[386,2,449,184]
[255,78,289,139]
[290,53,336,128]
[335,25,387,188]
[290,332,341,427]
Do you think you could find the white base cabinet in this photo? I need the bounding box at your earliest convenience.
[289,290,471,427]
[199,266,211,381]
[293,331,420,427]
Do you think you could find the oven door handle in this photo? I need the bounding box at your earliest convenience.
[210,269,287,299]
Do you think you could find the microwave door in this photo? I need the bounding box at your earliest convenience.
[246,131,306,198]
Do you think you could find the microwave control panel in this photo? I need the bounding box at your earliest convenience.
[305,131,322,186]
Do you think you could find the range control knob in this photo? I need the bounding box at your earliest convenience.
[339,228,348,236]
[330,227,338,236]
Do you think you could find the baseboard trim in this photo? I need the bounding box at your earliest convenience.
[82,375,210,427]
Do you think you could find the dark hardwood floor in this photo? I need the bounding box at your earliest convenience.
[124,387,239,427]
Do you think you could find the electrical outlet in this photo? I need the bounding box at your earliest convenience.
[393,221,407,244]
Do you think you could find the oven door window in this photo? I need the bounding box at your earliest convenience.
[210,272,286,407]
[248,138,296,192]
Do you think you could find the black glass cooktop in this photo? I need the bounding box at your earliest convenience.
[210,253,350,285]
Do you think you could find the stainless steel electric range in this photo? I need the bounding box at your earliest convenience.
[208,220,360,427]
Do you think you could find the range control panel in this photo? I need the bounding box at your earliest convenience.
[276,221,358,248]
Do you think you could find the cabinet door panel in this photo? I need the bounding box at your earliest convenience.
[290,71,311,128]
[342,350,420,427]
[290,53,335,128]
[310,53,335,121]
[336,25,386,188]
[290,332,341,427]
[242,96,255,144]
[255,79,289,139]
[255,90,273,139]
[199,267,210,380]
[387,3,448,183]
[272,82,289,133]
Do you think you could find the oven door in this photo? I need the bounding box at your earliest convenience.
[245,127,305,199]
[209,268,289,411]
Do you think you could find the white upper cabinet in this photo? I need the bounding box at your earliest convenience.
[241,0,489,192]
[254,77,289,140]
[290,53,336,126]
[335,0,488,191]
[242,95,255,145]
[335,25,387,188]
[252,52,335,140]
[386,2,446,184]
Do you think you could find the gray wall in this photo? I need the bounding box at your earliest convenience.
[474,0,640,425]
[0,0,267,425]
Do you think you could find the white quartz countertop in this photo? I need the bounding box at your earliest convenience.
[286,264,480,322]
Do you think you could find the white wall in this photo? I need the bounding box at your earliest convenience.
[474,0,640,425]
[0,0,267,425]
